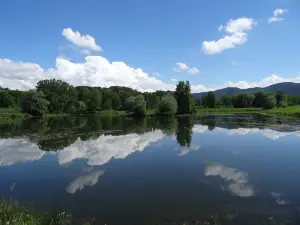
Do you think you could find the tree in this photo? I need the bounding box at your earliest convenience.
[21,91,49,116]
[157,95,178,115]
[232,92,255,108]
[37,79,77,113]
[200,96,207,108]
[125,95,147,116]
[263,94,276,109]
[207,92,216,108]
[174,81,195,114]
[275,91,287,107]
[0,91,15,108]
[253,91,265,107]
[220,95,231,107]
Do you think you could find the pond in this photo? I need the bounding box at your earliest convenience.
[0,115,300,224]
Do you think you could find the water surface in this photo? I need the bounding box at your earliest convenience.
[1,115,300,224]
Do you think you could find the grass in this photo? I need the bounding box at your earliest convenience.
[0,108,29,118]
[262,105,300,118]
[197,107,262,114]
[0,199,94,225]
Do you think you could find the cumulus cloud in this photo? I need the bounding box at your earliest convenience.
[202,17,256,54]
[66,170,105,194]
[205,163,254,197]
[268,9,288,23]
[270,192,290,205]
[0,57,175,92]
[227,128,300,140]
[0,138,45,166]
[58,130,165,166]
[177,145,200,156]
[152,72,160,77]
[226,74,300,89]
[173,62,200,75]
[62,28,102,52]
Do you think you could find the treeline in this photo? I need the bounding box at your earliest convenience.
[197,90,300,109]
[0,79,196,116]
[0,79,171,116]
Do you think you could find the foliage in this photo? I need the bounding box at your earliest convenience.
[21,91,49,116]
[0,91,15,108]
[157,95,178,115]
[220,95,231,107]
[125,95,147,116]
[263,94,277,109]
[232,92,255,108]
[207,91,216,108]
[174,81,196,114]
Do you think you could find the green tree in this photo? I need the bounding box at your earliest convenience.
[232,92,255,108]
[0,91,15,108]
[253,91,265,107]
[220,95,231,107]
[157,95,178,115]
[176,117,194,147]
[174,81,195,114]
[200,96,207,108]
[21,91,49,116]
[263,94,276,109]
[111,93,121,110]
[207,92,216,108]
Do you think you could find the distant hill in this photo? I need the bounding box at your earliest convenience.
[193,82,300,99]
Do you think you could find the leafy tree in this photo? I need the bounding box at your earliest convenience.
[263,94,276,109]
[111,93,121,110]
[37,79,77,113]
[200,96,207,108]
[220,95,231,107]
[21,91,49,116]
[125,95,147,116]
[232,92,255,108]
[125,96,136,112]
[253,91,265,107]
[176,117,194,147]
[76,101,87,113]
[0,91,15,108]
[174,81,195,114]
[157,95,178,115]
[207,92,216,108]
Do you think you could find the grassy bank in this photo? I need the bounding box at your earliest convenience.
[0,199,94,225]
[262,105,300,118]
[197,107,262,114]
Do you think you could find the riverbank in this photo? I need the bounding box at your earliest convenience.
[0,107,300,119]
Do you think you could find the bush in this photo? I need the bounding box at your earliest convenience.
[21,91,49,116]
[263,95,276,109]
[157,95,177,115]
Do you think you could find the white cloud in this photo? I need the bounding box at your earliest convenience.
[177,145,200,156]
[0,57,175,92]
[205,163,254,197]
[268,9,288,23]
[58,130,165,166]
[62,28,102,52]
[226,74,300,89]
[218,25,224,32]
[170,78,178,82]
[152,72,160,77]
[173,62,200,75]
[66,170,105,194]
[202,17,256,54]
[0,138,45,166]
[270,192,290,205]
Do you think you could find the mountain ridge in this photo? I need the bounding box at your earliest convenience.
[193,82,300,99]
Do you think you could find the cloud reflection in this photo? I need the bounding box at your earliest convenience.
[205,163,254,197]
[66,170,105,194]
[0,138,44,166]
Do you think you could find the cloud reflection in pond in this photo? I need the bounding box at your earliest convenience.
[205,163,254,197]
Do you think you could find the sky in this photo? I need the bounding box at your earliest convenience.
[0,0,300,93]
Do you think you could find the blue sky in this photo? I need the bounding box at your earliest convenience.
[0,0,299,92]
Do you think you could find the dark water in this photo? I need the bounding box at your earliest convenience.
[1,115,300,224]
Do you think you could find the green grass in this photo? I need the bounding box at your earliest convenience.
[0,108,28,118]
[197,107,262,114]
[262,105,300,118]
[0,199,94,225]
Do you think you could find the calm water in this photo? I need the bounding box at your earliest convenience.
[1,115,300,224]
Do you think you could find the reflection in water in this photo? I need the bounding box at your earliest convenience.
[270,192,290,205]
[66,170,105,194]
[0,138,44,166]
[205,163,254,197]
[58,131,165,166]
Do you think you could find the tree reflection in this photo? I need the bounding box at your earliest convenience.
[176,117,194,147]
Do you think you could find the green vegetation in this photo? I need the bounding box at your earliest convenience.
[262,105,300,118]
[174,81,196,114]
[0,199,95,225]
[157,95,178,115]
[198,107,262,114]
